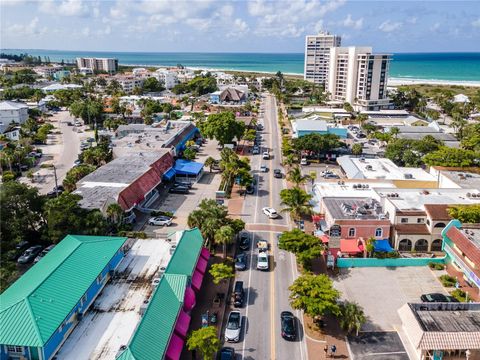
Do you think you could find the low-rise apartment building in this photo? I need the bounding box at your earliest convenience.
[113,76,144,94]
[292,117,348,138]
[154,69,179,89]
[76,57,118,74]
[33,65,63,78]
[0,101,29,133]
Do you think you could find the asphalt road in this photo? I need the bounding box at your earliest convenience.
[227,94,308,360]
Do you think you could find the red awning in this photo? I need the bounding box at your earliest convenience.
[200,247,210,261]
[183,286,196,312]
[165,333,185,360]
[191,270,204,292]
[174,310,191,338]
[312,214,323,222]
[320,235,329,244]
[195,256,208,274]
[340,239,363,253]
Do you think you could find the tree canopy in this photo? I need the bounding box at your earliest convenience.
[292,133,343,157]
[187,326,220,360]
[423,147,479,167]
[172,75,217,96]
[385,136,443,167]
[198,112,245,146]
[448,204,480,223]
[280,187,313,221]
[209,262,235,285]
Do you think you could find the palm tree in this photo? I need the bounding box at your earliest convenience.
[339,301,366,336]
[390,126,399,139]
[106,203,124,225]
[204,156,217,173]
[280,187,313,221]
[287,166,309,186]
[214,225,235,258]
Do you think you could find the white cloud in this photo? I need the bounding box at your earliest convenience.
[407,17,417,24]
[430,22,441,32]
[472,18,480,28]
[341,14,363,30]
[0,0,26,6]
[39,0,89,17]
[9,17,46,36]
[314,19,324,33]
[226,18,249,38]
[379,20,402,33]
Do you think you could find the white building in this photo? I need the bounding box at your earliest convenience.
[78,67,94,76]
[328,47,392,111]
[0,101,29,133]
[304,31,341,85]
[113,76,144,94]
[76,57,118,74]
[154,70,178,89]
[33,66,62,78]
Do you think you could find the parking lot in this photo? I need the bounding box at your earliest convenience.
[347,331,409,360]
[334,266,446,331]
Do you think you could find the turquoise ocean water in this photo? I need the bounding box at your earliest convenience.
[2,49,480,82]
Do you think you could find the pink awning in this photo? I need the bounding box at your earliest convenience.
[174,310,191,338]
[195,256,208,274]
[200,247,210,261]
[165,333,184,360]
[183,286,196,312]
[340,239,363,253]
[320,235,329,244]
[191,270,204,292]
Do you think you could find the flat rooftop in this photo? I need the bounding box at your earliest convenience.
[323,197,386,220]
[410,303,480,333]
[56,238,173,360]
[375,188,480,211]
[460,227,480,249]
[337,156,436,181]
[441,170,480,189]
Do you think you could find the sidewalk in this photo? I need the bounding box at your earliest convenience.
[445,264,480,301]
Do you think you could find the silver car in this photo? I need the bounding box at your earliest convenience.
[225,311,242,342]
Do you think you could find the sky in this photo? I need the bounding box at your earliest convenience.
[1,0,480,53]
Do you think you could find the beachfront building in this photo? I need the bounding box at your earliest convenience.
[327,47,392,111]
[0,234,128,360]
[76,57,118,74]
[442,220,480,295]
[113,76,144,94]
[304,31,341,85]
[33,65,62,78]
[154,69,179,89]
[398,302,480,360]
[0,100,29,134]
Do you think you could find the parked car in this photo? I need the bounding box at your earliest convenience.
[174,181,193,189]
[252,146,260,154]
[280,311,297,341]
[300,158,308,165]
[18,245,43,264]
[169,186,189,194]
[219,347,235,360]
[260,165,268,173]
[34,245,55,264]
[257,124,264,130]
[8,240,31,260]
[421,293,458,303]
[323,173,340,179]
[233,281,244,307]
[148,216,173,226]
[274,169,282,178]
[73,159,82,166]
[246,184,255,194]
[262,151,270,160]
[262,207,278,219]
[257,252,269,270]
[47,189,63,198]
[239,232,250,250]
[225,311,242,342]
[235,253,247,271]
[53,185,65,192]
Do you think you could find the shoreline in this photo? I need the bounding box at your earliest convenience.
[120,63,480,86]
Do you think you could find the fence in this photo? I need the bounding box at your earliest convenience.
[337,255,447,268]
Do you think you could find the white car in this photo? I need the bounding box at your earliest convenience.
[262,151,270,160]
[225,311,242,342]
[257,252,269,270]
[260,165,268,172]
[262,207,278,219]
[148,216,173,226]
[300,158,308,165]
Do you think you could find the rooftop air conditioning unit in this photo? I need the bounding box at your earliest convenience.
[404,173,413,179]
[169,244,177,255]
[139,299,149,315]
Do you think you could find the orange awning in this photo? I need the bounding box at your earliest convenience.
[340,239,363,253]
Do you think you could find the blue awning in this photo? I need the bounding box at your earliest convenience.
[163,167,176,181]
[174,159,204,176]
[374,239,394,253]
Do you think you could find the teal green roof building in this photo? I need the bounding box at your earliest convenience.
[0,235,127,360]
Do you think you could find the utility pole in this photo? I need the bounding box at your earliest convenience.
[53,164,59,198]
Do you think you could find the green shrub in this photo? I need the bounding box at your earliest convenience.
[2,171,16,182]
[118,231,147,239]
[373,251,400,259]
[439,274,456,287]
[428,262,445,270]
[150,210,174,218]
[40,163,54,169]
[450,289,467,302]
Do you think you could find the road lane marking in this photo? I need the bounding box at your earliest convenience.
[270,231,276,360]
[241,231,255,357]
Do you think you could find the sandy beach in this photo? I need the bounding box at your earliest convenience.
[388,77,480,87]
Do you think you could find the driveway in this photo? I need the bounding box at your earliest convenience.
[333,266,446,331]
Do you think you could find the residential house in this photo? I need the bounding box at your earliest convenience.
[210,87,247,104]
[0,101,29,134]
[292,117,348,139]
[53,70,71,81]
[0,235,127,360]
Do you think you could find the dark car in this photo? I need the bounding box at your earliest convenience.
[235,253,247,271]
[174,181,193,189]
[239,233,250,250]
[18,245,43,264]
[53,185,65,192]
[219,347,235,360]
[233,281,244,308]
[274,169,282,178]
[246,184,255,194]
[280,311,297,341]
[34,244,55,263]
[169,186,189,194]
[420,293,453,303]
[47,189,63,198]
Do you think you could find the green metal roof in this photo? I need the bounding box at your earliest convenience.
[0,235,127,347]
[165,228,204,276]
[119,274,188,360]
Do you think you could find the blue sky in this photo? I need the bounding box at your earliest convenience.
[1,0,480,53]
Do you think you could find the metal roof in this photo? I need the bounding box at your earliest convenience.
[0,235,127,347]
[165,228,204,276]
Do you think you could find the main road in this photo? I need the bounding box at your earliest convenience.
[228,94,308,360]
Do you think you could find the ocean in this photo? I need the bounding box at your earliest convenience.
[2,49,480,83]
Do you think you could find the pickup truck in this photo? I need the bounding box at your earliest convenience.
[257,240,268,252]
